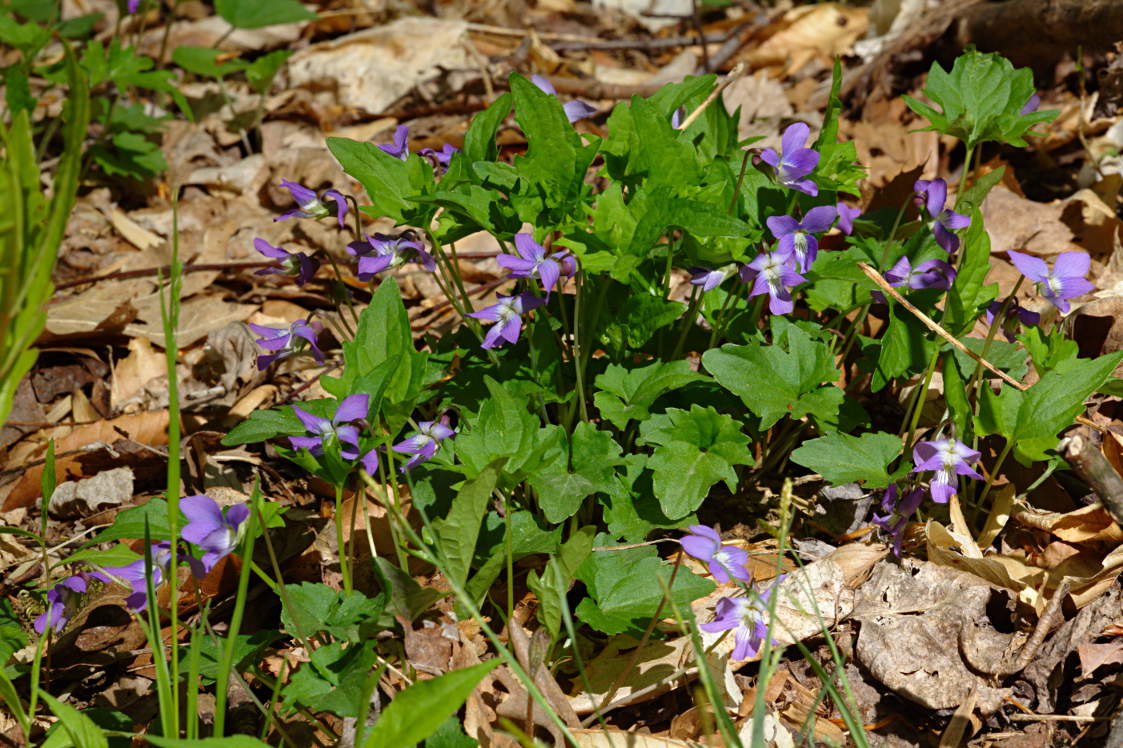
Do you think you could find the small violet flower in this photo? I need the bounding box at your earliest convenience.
[985,299,1040,342]
[35,575,88,635]
[467,292,545,349]
[127,0,140,12]
[759,122,820,196]
[912,438,983,504]
[392,417,455,472]
[290,394,370,461]
[248,319,324,370]
[679,525,750,584]
[530,75,597,123]
[766,205,836,273]
[347,232,437,279]
[93,542,202,612]
[378,125,410,160]
[180,495,250,574]
[689,267,726,292]
[1007,250,1094,314]
[742,252,806,316]
[496,233,575,297]
[871,485,925,557]
[914,178,970,254]
[884,256,956,291]
[836,202,861,235]
[699,578,783,661]
[419,144,459,169]
[275,179,347,228]
[253,238,319,286]
[1021,94,1041,115]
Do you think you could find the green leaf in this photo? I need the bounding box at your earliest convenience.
[171,46,246,78]
[62,543,141,568]
[454,378,549,480]
[196,630,282,682]
[509,73,589,208]
[529,423,622,523]
[425,717,478,748]
[221,406,305,445]
[789,432,901,489]
[214,0,316,28]
[528,526,595,639]
[327,137,414,224]
[638,405,752,518]
[460,93,512,164]
[86,499,170,545]
[362,661,500,748]
[432,462,503,588]
[374,558,445,623]
[593,360,707,429]
[38,692,108,748]
[465,512,560,606]
[284,641,377,718]
[600,292,683,353]
[280,583,386,643]
[903,48,1058,150]
[576,534,714,635]
[245,49,293,94]
[702,318,842,429]
[0,599,28,665]
[1018,325,1080,377]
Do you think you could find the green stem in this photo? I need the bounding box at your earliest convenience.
[967,277,1025,407]
[670,287,702,361]
[706,283,739,350]
[335,484,351,593]
[901,348,941,447]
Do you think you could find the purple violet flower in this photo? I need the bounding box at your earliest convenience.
[985,299,1040,342]
[912,438,984,504]
[466,292,546,349]
[290,394,370,461]
[530,75,597,123]
[496,234,575,297]
[689,267,726,292]
[742,252,806,316]
[248,319,324,370]
[1021,94,1041,115]
[883,256,956,291]
[871,485,925,557]
[419,144,459,170]
[92,542,202,612]
[836,202,861,235]
[766,205,836,273]
[679,525,750,584]
[347,232,437,279]
[378,125,410,160]
[392,418,455,472]
[253,238,320,286]
[180,494,251,574]
[1007,250,1094,314]
[699,578,783,661]
[759,122,820,196]
[914,178,970,254]
[275,180,348,228]
[34,575,88,635]
[127,0,140,12]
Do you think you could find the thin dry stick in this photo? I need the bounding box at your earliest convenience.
[856,262,1027,391]
[676,61,746,131]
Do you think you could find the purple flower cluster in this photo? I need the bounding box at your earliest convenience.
[347,232,437,280]
[1008,250,1093,314]
[871,484,924,557]
[378,125,460,172]
[248,319,324,370]
[467,233,573,350]
[290,394,379,474]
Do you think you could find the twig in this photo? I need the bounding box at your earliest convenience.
[549,32,728,52]
[960,581,1070,677]
[54,261,273,292]
[856,262,1028,391]
[677,61,745,130]
[1063,429,1123,526]
[1008,714,1108,723]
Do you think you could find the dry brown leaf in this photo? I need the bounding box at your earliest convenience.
[111,336,167,413]
[982,186,1079,257]
[284,19,473,117]
[2,410,168,511]
[1076,641,1123,676]
[1011,502,1123,544]
[739,4,868,77]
